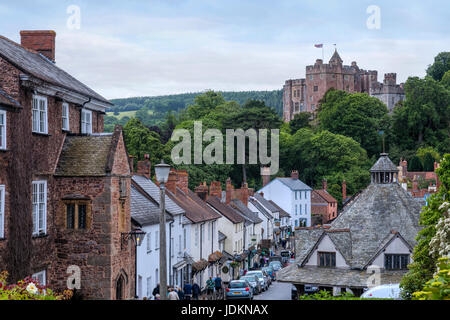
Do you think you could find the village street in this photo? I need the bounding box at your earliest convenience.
[254,281,291,300]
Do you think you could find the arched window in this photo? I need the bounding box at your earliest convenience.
[116,275,124,300]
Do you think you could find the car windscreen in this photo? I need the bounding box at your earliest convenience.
[246,272,263,278]
[241,277,255,282]
[229,281,247,288]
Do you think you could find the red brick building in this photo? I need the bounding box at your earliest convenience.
[0,31,134,299]
[311,180,338,225]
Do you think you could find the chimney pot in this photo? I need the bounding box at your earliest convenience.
[322,179,328,191]
[20,30,56,62]
[291,170,299,180]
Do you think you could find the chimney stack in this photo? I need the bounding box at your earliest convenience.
[342,180,347,203]
[261,167,271,187]
[20,30,56,62]
[165,169,178,195]
[291,170,299,180]
[322,179,328,191]
[176,170,189,194]
[226,178,233,205]
[136,154,151,179]
[195,182,209,201]
[209,181,222,198]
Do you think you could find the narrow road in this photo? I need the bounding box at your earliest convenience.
[254,280,292,300]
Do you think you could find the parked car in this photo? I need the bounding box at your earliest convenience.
[246,270,269,291]
[262,266,276,281]
[240,275,262,295]
[269,261,282,271]
[291,284,298,300]
[226,280,254,300]
[261,269,272,286]
[361,284,402,299]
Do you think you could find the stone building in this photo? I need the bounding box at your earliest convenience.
[278,154,422,296]
[283,50,405,121]
[0,31,134,299]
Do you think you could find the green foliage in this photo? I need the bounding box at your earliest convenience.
[412,257,450,300]
[408,155,423,172]
[0,271,72,300]
[401,154,450,299]
[426,52,450,81]
[289,112,312,133]
[423,152,436,172]
[391,76,450,155]
[416,147,441,164]
[298,290,374,300]
[441,70,450,89]
[318,90,389,158]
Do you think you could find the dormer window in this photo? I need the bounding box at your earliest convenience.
[318,252,336,267]
[81,109,92,134]
[32,95,48,134]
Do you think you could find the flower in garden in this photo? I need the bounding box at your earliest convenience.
[26,282,38,295]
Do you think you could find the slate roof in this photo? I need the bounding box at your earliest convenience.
[166,188,221,223]
[0,35,111,105]
[370,153,398,172]
[268,200,291,218]
[275,178,312,191]
[253,193,278,213]
[249,198,273,219]
[285,183,422,272]
[218,231,227,242]
[312,190,337,204]
[207,196,244,224]
[132,175,184,216]
[230,199,264,224]
[277,266,405,288]
[329,49,343,64]
[0,88,21,108]
[55,134,114,176]
[130,184,173,226]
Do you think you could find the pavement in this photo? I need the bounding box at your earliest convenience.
[253,280,292,300]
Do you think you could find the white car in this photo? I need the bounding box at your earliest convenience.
[361,284,402,299]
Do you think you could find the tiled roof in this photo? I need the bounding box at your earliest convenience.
[230,199,264,224]
[207,196,244,224]
[166,188,221,223]
[268,200,291,218]
[0,35,111,105]
[218,231,227,242]
[55,134,113,176]
[249,198,273,219]
[313,190,337,204]
[370,153,398,172]
[275,178,312,191]
[132,175,184,216]
[0,88,21,108]
[130,184,173,226]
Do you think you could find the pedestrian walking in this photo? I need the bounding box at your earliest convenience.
[214,275,223,299]
[177,287,185,300]
[206,277,215,299]
[168,288,179,300]
[183,282,192,300]
[192,282,200,300]
[152,284,160,300]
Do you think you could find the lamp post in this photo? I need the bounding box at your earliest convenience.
[155,160,171,300]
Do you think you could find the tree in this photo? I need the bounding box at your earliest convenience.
[408,155,423,172]
[426,52,450,81]
[391,76,450,155]
[400,154,450,299]
[441,70,450,89]
[289,112,312,133]
[318,90,390,158]
[185,90,226,120]
[423,152,436,172]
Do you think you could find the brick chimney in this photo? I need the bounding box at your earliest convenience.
[176,170,189,194]
[342,180,347,202]
[209,181,222,198]
[166,169,178,195]
[240,183,249,206]
[261,167,271,187]
[195,182,208,201]
[136,154,151,179]
[322,179,328,191]
[20,30,56,62]
[225,178,233,205]
[291,170,299,180]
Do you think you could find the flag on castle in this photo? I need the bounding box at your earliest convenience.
[314,44,323,48]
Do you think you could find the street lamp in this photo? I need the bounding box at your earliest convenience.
[155,160,171,300]
[121,228,146,299]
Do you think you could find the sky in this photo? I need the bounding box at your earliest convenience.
[0,0,449,99]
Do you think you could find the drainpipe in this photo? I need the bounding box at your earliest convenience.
[169,220,174,286]
[200,222,205,289]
